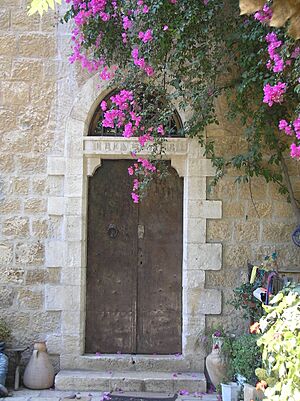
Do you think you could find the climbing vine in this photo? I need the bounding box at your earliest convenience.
[30,0,300,209]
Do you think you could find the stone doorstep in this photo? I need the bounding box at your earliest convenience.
[62,355,192,373]
[55,371,206,393]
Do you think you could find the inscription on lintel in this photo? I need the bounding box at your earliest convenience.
[84,138,188,155]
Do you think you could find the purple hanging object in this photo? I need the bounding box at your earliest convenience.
[265,272,278,305]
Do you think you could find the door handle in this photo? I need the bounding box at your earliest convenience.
[107,224,119,239]
[138,224,144,239]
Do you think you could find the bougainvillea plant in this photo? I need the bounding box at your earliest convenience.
[30,0,300,211]
[254,284,300,401]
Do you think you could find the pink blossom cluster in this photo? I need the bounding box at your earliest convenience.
[279,116,300,159]
[290,143,300,159]
[278,117,300,138]
[131,48,154,77]
[128,159,157,203]
[263,82,287,107]
[254,4,272,23]
[265,32,285,73]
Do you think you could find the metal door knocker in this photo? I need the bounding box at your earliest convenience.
[107,224,119,239]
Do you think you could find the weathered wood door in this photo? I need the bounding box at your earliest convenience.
[85,159,183,354]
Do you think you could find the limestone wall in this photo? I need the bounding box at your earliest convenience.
[0,0,61,373]
[0,1,299,378]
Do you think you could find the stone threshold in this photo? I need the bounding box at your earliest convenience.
[55,370,206,393]
[61,355,192,372]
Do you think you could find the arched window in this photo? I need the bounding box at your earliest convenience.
[88,89,183,137]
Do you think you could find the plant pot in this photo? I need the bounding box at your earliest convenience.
[206,336,227,388]
[243,383,264,401]
[23,342,54,389]
[221,382,241,401]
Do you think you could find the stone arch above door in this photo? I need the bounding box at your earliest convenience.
[45,73,223,372]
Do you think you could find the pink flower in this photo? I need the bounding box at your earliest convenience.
[100,100,107,111]
[122,16,133,30]
[157,125,165,135]
[131,192,139,203]
[145,65,154,76]
[263,82,287,107]
[142,5,149,13]
[139,29,153,43]
[132,47,139,59]
[128,166,134,176]
[163,25,169,31]
[100,67,111,80]
[123,122,134,138]
[122,33,127,44]
[278,119,288,130]
[291,47,300,59]
[138,133,153,146]
[100,12,110,21]
[293,117,300,132]
[133,179,139,190]
[254,4,272,23]
[290,143,300,159]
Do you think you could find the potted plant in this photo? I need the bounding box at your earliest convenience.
[203,327,233,390]
[0,318,10,397]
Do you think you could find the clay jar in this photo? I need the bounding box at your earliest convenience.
[205,336,227,388]
[23,342,54,389]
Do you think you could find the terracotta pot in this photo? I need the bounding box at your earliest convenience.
[206,336,227,388]
[23,342,54,389]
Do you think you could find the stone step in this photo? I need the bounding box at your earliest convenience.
[61,355,192,373]
[55,370,207,393]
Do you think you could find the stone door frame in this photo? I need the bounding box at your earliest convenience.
[45,75,222,371]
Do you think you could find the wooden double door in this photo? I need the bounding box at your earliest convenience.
[85,160,183,354]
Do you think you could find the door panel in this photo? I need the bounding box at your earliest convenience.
[85,160,138,353]
[85,160,183,354]
[137,168,183,353]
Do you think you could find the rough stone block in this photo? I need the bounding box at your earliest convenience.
[15,241,44,266]
[2,217,29,237]
[45,241,64,267]
[24,198,46,214]
[2,81,30,105]
[31,219,48,239]
[234,221,260,242]
[0,243,13,265]
[18,288,43,310]
[207,220,233,242]
[48,197,65,216]
[0,10,10,29]
[11,59,43,81]
[18,33,56,58]
[0,34,17,56]
[199,289,222,314]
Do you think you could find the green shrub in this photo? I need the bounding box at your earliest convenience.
[256,284,300,401]
[229,334,261,386]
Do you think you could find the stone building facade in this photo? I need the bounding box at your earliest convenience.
[0,1,299,390]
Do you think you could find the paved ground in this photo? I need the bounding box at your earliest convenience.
[5,389,219,401]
